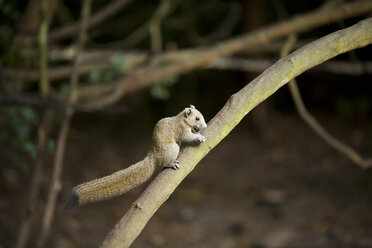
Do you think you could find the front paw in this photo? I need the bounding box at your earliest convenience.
[165,160,180,170]
[197,135,206,143]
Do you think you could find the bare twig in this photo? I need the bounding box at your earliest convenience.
[100,18,372,248]
[4,1,372,86]
[15,0,60,44]
[1,50,147,83]
[149,0,172,51]
[99,22,149,49]
[3,1,372,110]
[289,78,372,168]
[4,50,372,86]
[15,1,53,246]
[15,110,54,248]
[100,0,177,50]
[187,2,242,45]
[50,0,133,41]
[39,0,49,98]
[82,0,372,110]
[280,35,372,169]
[15,0,40,41]
[37,0,91,247]
[0,93,129,113]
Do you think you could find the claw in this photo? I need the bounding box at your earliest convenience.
[165,160,180,170]
[198,135,206,143]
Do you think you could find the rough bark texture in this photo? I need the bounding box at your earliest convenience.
[100,18,372,248]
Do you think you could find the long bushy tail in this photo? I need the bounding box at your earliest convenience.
[65,156,155,209]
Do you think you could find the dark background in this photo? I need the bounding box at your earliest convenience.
[1,0,372,247]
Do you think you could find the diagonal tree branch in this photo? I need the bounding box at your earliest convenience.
[100,17,372,248]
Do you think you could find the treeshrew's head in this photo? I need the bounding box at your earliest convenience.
[182,105,207,133]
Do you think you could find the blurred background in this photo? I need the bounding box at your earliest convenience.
[0,0,372,247]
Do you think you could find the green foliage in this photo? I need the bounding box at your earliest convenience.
[0,0,20,22]
[1,44,38,67]
[24,141,36,159]
[47,139,55,152]
[58,82,70,94]
[150,76,179,100]
[0,107,39,172]
[88,54,126,85]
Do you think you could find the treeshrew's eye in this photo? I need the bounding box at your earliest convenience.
[196,117,200,121]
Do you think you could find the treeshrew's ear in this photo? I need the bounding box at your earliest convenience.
[184,108,192,117]
[189,105,195,109]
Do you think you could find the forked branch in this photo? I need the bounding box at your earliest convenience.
[280,35,372,168]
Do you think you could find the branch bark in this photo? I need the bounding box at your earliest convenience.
[100,17,372,248]
[208,57,372,75]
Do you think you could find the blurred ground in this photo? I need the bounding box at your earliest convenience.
[1,104,372,248]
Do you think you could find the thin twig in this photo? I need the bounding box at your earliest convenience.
[0,93,129,113]
[280,35,372,169]
[15,1,52,247]
[50,0,133,41]
[4,53,372,86]
[15,0,61,44]
[149,0,171,51]
[100,0,177,50]
[15,110,54,248]
[82,1,372,110]
[4,49,372,86]
[289,78,372,168]
[15,0,40,43]
[187,2,242,45]
[100,18,372,248]
[38,0,49,98]
[36,0,91,247]
[4,1,372,86]
[3,1,372,110]
[102,21,149,49]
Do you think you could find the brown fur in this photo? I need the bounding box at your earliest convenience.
[67,106,207,207]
